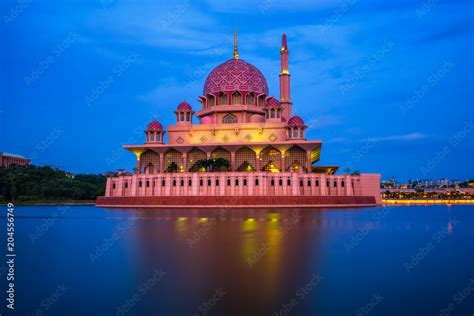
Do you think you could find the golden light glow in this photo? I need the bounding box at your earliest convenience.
[198,217,209,222]
[281,69,290,75]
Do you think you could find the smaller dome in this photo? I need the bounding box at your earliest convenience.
[177,101,192,111]
[147,119,163,131]
[266,97,281,108]
[288,116,305,127]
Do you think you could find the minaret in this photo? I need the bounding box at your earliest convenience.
[233,28,239,60]
[280,33,292,121]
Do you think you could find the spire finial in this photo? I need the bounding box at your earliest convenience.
[281,33,288,51]
[233,28,239,60]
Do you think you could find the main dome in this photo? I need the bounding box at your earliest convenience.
[203,59,268,96]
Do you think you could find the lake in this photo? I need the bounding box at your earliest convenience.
[1,205,473,315]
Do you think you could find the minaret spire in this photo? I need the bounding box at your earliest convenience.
[233,28,239,60]
[280,33,292,120]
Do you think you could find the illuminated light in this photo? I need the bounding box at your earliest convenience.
[246,218,255,222]
[281,69,290,75]
[177,217,187,222]
[199,218,208,222]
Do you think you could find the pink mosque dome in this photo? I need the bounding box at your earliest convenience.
[266,97,281,107]
[177,101,192,111]
[147,118,163,131]
[288,115,305,127]
[203,59,268,96]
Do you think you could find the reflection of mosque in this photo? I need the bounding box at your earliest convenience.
[97,32,380,207]
[124,208,373,315]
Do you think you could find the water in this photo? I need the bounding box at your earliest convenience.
[1,205,473,316]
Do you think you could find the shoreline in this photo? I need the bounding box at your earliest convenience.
[383,199,474,205]
[1,200,96,206]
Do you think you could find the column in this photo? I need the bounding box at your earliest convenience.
[231,152,236,171]
[136,157,141,174]
[306,151,312,173]
[182,153,188,172]
[159,153,164,173]
[281,153,286,172]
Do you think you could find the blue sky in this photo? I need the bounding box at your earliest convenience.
[1,0,473,181]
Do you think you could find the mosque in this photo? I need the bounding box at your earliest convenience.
[96,33,381,207]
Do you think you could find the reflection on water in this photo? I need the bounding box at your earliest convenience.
[3,205,474,315]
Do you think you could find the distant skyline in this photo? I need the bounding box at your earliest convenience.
[1,0,473,181]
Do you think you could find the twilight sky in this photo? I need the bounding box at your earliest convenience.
[1,0,473,181]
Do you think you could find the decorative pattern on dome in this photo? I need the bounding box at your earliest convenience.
[203,59,268,96]
[288,116,305,127]
[147,119,163,131]
[266,97,281,107]
[177,101,192,111]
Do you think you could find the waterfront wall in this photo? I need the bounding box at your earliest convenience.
[97,172,381,207]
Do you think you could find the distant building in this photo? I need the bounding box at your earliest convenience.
[0,152,30,167]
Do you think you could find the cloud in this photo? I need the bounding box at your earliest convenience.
[367,132,429,142]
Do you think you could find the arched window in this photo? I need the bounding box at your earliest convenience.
[156,134,161,142]
[258,95,265,107]
[180,112,184,121]
[218,92,227,105]
[149,133,155,141]
[293,128,298,138]
[277,110,280,118]
[186,113,190,121]
[271,109,275,118]
[208,94,215,107]
[245,93,255,105]
[232,92,241,105]
[223,113,237,124]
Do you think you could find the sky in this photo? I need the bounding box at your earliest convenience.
[1,0,473,181]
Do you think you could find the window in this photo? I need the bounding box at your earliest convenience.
[246,92,255,105]
[180,113,184,121]
[287,179,291,186]
[146,180,150,187]
[162,179,166,186]
[200,179,203,186]
[172,179,176,187]
[279,178,283,186]
[208,94,215,107]
[232,92,241,105]
[235,179,239,186]
[293,128,298,138]
[180,179,184,186]
[334,180,337,187]
[218,92,227,105]
[271,178,275,186]
[208,178,211,186]
[188,179,192,186]
[341,180,345,187]
[139,181,142,187]
[308,180,311,187]
[299,179,303,187]
[112,183,116,189]
[149,133,155,141]
[255,178,259,186]
[326,180,330,187]
[186,113,190,121]
[271,109,275,118]
[223,113,237,124]
[316,179,319,187]
[125,182,128,188]
[243,178,247,186]
[216,178,220,186]
[227,178,231,186]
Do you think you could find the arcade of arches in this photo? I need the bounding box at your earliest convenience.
[139,145,313,174]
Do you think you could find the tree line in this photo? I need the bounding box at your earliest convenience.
[0,164,106,202]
